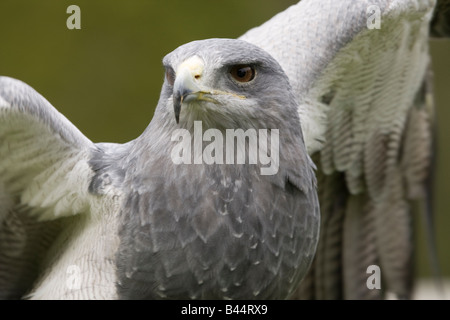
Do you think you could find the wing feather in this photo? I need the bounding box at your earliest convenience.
[0,77,95,219]
[241,0,436,299]
[0,76,96,298]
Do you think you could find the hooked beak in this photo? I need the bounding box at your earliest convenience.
[173,89,188,124]
[173,56,205,124]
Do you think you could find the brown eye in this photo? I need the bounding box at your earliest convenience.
[230,65,255,83]
[165,68,176,86]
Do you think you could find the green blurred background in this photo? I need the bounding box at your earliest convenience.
[0,1,448,281]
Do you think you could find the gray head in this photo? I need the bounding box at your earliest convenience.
[156,38,301,133]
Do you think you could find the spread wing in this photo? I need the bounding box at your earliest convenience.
[0,76,96,298]
[241,0,438,299]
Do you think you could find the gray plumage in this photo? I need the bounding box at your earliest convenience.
[0,39,319,299]
[95,39,319,299]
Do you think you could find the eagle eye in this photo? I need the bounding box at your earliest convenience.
[230,65,256,83]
